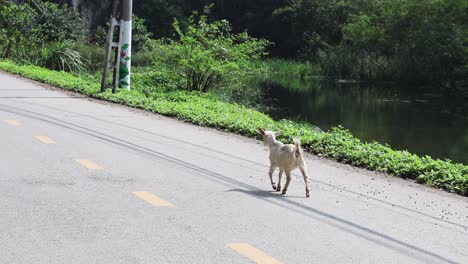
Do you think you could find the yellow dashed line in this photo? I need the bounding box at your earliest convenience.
[76,159,103,170]
[4,119,21,126]
[35,136,56,144]
[227,243,283,264]
[133,191,174,207]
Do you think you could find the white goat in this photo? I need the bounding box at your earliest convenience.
[259,128,310,197]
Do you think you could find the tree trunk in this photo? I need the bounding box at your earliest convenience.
[4,40,13,58]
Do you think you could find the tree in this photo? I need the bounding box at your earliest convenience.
[0,1,36,58]
[0,0,81,58]
[33,0,82,42]
[133,0,187,39]
[271,0,352,58]
[131,15,153,52]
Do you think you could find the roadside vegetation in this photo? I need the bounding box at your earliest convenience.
[0,0,467,195]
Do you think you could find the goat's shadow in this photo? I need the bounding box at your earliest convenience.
[227,188,305,199]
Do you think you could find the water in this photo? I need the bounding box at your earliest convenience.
[258,79,468,164]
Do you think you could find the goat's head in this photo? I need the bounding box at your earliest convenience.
[258,128,281,144]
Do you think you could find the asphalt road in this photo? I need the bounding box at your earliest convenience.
[0,72,467,264]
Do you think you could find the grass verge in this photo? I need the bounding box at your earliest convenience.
[1,60,467,196]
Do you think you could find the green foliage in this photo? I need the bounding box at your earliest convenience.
[73,43,105,72]
[305,127,468,195]
[266,0,468,90]
[0,1,37,58]
[33,0,82,42]
[0,60,100,93]
[248,59,322,105]
[1,60,467,196]
[131,51,154,67]
[133,0,188,39]
[343,14,384,49]
[318,46,401,81]
[155,6,271,92]
[339,0,468,88]
[131,15,153,52]
[272,0,350,59]
[131,66,178,93]
[7,40,86,73]
[37,41,86,72]
[0,0,81,59]
[90,25,107,46]
[255,59,321,80]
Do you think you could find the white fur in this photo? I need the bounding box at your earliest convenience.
[259,128,310,197]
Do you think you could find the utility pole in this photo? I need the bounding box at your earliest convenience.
[101,0,132,93]
[119,0,132,90]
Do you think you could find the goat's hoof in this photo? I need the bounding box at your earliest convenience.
[281,191,286,195]
[272,185,277,191]
[306,193,310,198]
[276,186,281,192]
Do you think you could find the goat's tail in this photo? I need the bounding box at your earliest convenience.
[293,138,306,168]
[293,138,303,158]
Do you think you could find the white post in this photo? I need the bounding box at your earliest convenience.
[119,0,132,90]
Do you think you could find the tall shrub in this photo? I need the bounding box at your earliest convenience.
[0,0,81,60]
[156,5,270,92]
[0,2,37,58]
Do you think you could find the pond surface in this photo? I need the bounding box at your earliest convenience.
[259,79,468,164]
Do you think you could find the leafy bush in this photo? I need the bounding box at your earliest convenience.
[271,0,348,59]
[132,51,154,67]
[1,60,467,196]
[33,0,82,42]
[0,0,81,59]
[0,2,37,58]
[132,15,153,52]
[38,41,86,72]
[270,0,467,91]
[73,43,105,72]
[90,25,107,47]
[131,67,178,94]
[155,5,271,92]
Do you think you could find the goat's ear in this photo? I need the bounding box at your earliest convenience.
[275,130,282,137]
[258,128,266,135]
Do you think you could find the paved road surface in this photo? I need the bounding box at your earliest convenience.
[1,72,467,264]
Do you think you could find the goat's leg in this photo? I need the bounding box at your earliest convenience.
[268,165,276,190]
[281,171,292,195]
[276,169,283,192]
[300,167,310,197]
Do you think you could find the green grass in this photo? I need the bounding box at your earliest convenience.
[1,60,467,196]
[249,59,322,94]
[253,59,321,79]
